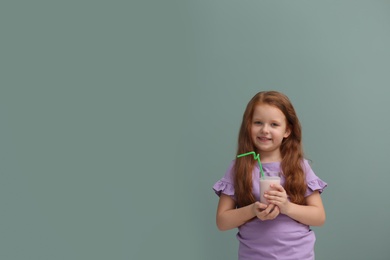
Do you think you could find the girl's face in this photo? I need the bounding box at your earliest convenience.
[251,104,291,161]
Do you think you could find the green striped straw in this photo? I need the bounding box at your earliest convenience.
[237,151,265,178]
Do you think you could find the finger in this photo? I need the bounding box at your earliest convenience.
[267,205,280,219]
[270,183,284,191]
[268,199,279,207]
[264,204,276,215]
[258,202,268,210]
[254,201,268,210]
[266,195,281,206]
[268,206,280,219]
[264,193,279,202]
[258,206,271,216]
[264,190,279,197]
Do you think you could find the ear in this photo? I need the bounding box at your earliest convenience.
[283,127,291,138]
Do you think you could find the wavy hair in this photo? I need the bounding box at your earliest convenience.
[234,91,306,207]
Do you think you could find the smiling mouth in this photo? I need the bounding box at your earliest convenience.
[258,136,271,141]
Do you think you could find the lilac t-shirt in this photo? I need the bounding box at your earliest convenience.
[213,159,327,260]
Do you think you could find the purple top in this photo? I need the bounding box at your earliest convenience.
[213,159,327,260]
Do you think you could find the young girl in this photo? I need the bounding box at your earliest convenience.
[213,91,327,260]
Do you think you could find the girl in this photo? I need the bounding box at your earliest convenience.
[213,91,327,260]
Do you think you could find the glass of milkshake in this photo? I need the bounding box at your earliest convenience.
[259,176,281,204]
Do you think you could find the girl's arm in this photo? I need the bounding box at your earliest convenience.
[265,186,326,226]
[284,191,326,226]
[216,194,279,231]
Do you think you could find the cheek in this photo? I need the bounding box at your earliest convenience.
[250,126,256,135]
[250,128,258,140]
[250,130,256,139]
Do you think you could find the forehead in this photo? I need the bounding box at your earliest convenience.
[252,104,286,120]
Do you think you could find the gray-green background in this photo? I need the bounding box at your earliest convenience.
[1,0,389,259]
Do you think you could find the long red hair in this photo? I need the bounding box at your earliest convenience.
[234,91,306,207]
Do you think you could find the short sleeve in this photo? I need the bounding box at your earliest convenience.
[303,160,328,197]
[212,160,236,200]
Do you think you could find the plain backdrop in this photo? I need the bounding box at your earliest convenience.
[1,0,390,259]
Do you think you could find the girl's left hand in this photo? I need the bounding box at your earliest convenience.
[264,184,291,215]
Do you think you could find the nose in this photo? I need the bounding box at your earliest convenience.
[261,124,269,133]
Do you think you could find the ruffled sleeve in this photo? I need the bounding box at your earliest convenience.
[303,159,328,197]
[213,179,235,197]
[305,178,328,196]
[212,160,236,200]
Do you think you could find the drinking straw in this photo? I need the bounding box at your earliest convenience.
[237,151,265,178]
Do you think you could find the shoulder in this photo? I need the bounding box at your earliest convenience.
[301,159,317,180]
[222,159,236,183]
[300,159,312,172]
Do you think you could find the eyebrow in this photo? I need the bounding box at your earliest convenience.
[253,117,282,122]
[252,118,284,124]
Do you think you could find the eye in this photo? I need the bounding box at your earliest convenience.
[254,121,263,125]
[271,123,279,127]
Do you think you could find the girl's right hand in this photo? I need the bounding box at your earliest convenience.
[252,201,280,221]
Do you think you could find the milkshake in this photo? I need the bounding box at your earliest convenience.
[259,176,281,204]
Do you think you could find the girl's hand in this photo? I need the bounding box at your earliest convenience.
[264,184,291,215]
[252,201,280,221]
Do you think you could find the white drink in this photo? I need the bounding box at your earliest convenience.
[259,176,281,204]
